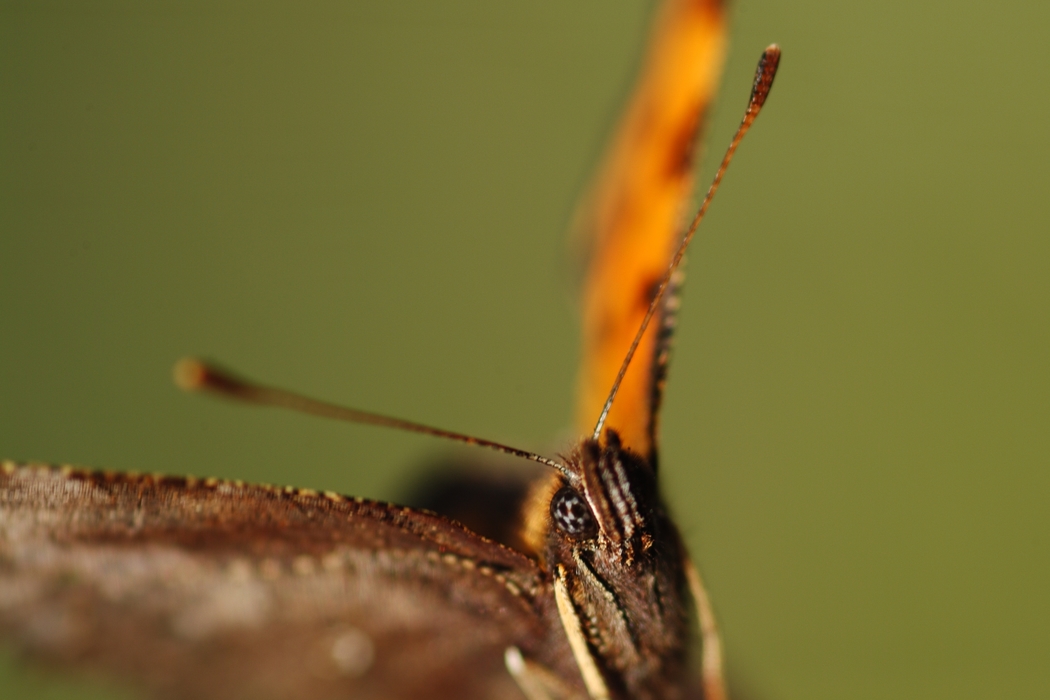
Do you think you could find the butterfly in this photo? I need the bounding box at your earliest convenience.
[0,2,778,698]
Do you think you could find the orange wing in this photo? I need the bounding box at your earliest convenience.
[575,0,727,463]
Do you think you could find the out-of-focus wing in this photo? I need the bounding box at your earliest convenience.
[0,462,580,700]
[575,0,727,464]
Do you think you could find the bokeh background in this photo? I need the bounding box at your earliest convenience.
[2,1,1047,699]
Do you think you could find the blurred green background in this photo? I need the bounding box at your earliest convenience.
[2,1,1047,699]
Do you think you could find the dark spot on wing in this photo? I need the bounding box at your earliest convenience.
[666,104,706,181]
[639,275,663,313]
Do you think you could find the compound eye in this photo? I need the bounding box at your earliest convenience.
[550,487,597,539]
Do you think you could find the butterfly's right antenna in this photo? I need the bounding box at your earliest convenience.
[592,45,781,441]
[174,358,574,479]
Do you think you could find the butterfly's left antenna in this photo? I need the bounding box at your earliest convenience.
[592,45,781,441]
[174,357,573,478]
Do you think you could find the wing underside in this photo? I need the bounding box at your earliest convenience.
[0,463,578,700]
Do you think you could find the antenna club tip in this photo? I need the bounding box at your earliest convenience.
[761,44,782,77]
[750,44,781,108]
[173,357,208,392]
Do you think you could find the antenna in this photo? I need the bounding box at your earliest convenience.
[591,45,781,441]
[174,358,573,478]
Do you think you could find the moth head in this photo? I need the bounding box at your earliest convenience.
[523,429,660,568]
[521,430,690,698]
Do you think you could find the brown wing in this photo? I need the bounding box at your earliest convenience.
[574,0,727,462]
[0,461,581,700]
